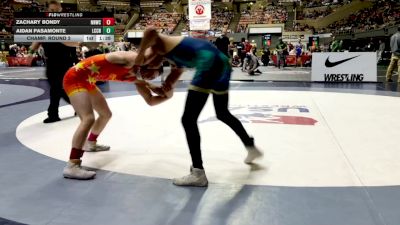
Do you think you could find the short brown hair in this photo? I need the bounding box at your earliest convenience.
[48,0,60,5]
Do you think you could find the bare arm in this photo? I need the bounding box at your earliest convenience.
[162,65,184,91]
[135,28,160,65]
[62,42,80,47]
[105,51,136,65]
[144,48,164,66]
[135,83,172,106]
[29,42,41,51]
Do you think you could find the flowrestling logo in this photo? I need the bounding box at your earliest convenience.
[199,105,317,125]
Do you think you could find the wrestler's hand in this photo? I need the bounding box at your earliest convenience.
[164,88,173,99]
[147,83,166,97]
[134,79,148,85]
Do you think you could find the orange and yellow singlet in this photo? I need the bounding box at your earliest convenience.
[63,54,136,96]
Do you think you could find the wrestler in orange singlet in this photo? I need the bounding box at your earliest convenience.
[63,51,170,180]
[64,54,137,96]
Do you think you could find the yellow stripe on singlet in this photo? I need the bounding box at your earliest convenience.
[67,88,88,97]
[67,86,100,97]
[188,85,229,95]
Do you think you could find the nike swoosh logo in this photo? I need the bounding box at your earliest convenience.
[325,55,360,67]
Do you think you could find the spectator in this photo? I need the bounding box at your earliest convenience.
[237,5,288,32]
[135,10,182,34]
[297,7,333,20]
[365,38,376,52]
[377,39,385,63]
[244,40,252,54]
[237,38,246,66]
[330,36,341,52]
[228,38,235,58]
[245,52,262,75]
[214,28,230,57]
[232,54,241,67]
[30,0,78,123]
[296,40,304,67]
[8,44,17,57]
[386,26,400,82]
[276,38,287,68]
[325,0,399,34]
[261,48,270,66]
[80,44,89,58]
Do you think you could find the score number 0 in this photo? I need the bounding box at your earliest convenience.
[102,18,115,26]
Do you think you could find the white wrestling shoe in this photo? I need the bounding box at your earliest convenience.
[63,159,96,180]
[244,146,264,164]
[84,141,110,152]
[173,166,208,187]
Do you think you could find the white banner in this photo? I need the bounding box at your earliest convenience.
[181,31,189,37]
[311,52,377,82]
[189,19,210,31]
[188,0,211,20]
[249,27,282,34]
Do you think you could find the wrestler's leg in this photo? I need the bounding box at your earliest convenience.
[63,90,96,180]
[173,90,209,187]
[85,89,112,152]
[212,93,263,164]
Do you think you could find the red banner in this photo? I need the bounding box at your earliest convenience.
[271,55,311,66]
[6,57,35,66]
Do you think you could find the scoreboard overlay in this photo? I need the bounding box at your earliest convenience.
[13,12,115,43]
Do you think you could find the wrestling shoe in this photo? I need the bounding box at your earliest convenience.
[43,117,61,123]
[244,138,263,164]
[84,141,110,152]
[173,166,208,187]
[63,159,96,180]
